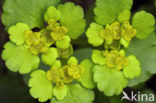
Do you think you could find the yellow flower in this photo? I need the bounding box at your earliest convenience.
[111,22,121,40]
[62,66,74,84]
[100,25,115,44]
[67,64,84,79]
[46,67,64,86]
[24,30,41,46]
[105,50,129,70]
[50,26,68,41]
[30,41,48,55]
[121,21,136,42]
[47,19,60,31]
[57,45,73,59]
[40,29,54,44]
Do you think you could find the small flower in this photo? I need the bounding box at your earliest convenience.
[46,67,64,87]
[46,57,84,87]
[121,21,136,42]
[105,50,129,70]
[86,21,136,49]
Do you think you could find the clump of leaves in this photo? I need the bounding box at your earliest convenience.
[86,0,155,96]
[2,1,86,74]
[29,57,95,102]
[1,0,156,102]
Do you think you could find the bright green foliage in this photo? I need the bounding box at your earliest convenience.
[123,55,141,79]
[44,2,86,39]
[56,36,71,49]
[44,6,61,22]
[92,50,106,65]
[2,0,156,102]
[51,84,95,103]
[67,56,78,65]
[53,85,68,100]
[41,47,58,65]
[78,59,96,89]
[29,70,53,102]
[93,65,127,96]
[126,33,156,86]
[1,42,40,74]
[92,49,142,95]
[86,23,103,46]
[57,2,86,39]
[94,0,133,25]
[117,10,131,23]
[8,23,30,46]
[2,0,60,29]
[132,11,155,39]
[120,38,129,48]
[53,60,62,68]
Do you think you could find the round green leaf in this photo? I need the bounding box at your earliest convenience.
[86,23,104,46]
[67,56,78,65]
[41,47,58,66]
[93,65,127,96]
[126,33,156,86]
[94,0,133,25]
[53,85,68,100]
[44,6,61,22]
[78,59,96,89]
[2,0,60,29]
[1,42,40,74]
[132,11,155,39]
[117,10,131,23]
[92,50,106,65]
[56,36,71,49]
[8,23,30,46]
[57,2,86,39]
[120,38,129,48]
[123,55,141,79]
[29,70,53,102]
[51,84,95,103]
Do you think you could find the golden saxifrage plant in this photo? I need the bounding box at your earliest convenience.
[1,0,156,103]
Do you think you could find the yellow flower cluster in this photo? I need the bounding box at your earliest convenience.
[100,21,136,49]
[102,50,129,70]
[24,19,68,55]
[46,61,84,87]
[48,19,68,41]
[24,31,49,55]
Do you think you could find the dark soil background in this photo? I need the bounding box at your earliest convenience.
[0,0,156,103]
